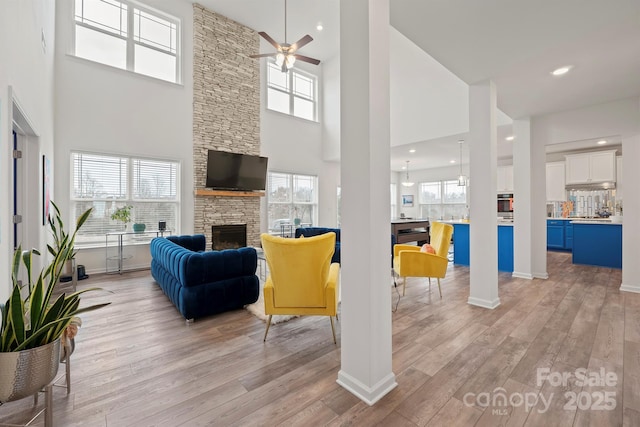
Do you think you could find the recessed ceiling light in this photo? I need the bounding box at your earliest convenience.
[597,140,607,145]
[505,135,515,141]
[316,24,323,31]
[551,66,573,76]
[450,160,456,164]
[409,149,416,153]
[401,166,406,170]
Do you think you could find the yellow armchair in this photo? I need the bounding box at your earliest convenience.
[260,232,340,343]
[393,221,453,297]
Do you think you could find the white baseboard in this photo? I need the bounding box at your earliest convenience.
[620,283,640,294]
[512,271,534,280]
[467,296,501,309]
[337,370,397,406]
[533,271,549,279]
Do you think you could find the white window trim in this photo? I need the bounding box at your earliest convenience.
[266,60,319,122]
[266,170,319,230]
[71,0,182,84]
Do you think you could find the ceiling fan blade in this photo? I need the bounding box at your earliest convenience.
[293,54,321,65]
[290,34,313,52]
[258,32,281,51]
[249,53,276,58]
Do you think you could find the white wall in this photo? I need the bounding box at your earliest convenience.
[0,0,56,302]
[54,0,194,274]
[533,97,640,146]
[260,61,341,229]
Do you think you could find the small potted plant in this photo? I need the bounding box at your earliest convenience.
[111,205,132,230]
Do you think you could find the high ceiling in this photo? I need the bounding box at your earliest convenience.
[196,0,640,171]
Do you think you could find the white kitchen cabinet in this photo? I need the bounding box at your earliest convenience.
[565,150,616,184]
[497,165,513,192]
[616,156,623,201]
[546,162,566,201]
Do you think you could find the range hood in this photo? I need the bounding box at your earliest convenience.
[565,182,616,191]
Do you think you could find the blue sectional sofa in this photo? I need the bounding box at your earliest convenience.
[150,234,259,320]
[294,227,341,263]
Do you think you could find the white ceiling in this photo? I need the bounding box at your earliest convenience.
[196,0,640,172]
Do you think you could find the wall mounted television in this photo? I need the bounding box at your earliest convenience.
[206,150,268,191]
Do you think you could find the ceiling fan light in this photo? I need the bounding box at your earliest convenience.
[285,54,296,69]
[275,53,285,67]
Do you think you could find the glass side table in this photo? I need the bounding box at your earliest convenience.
[105,230,168,274]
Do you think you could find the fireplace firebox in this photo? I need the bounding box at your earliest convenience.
[212,224,247,250]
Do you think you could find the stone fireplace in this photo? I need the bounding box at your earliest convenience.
[211,224,247,250]
[192,5,261,248]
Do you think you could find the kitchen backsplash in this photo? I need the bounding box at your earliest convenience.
[548,189,621,218]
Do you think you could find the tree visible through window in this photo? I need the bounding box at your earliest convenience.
[71,152,180,246]
[74,0,181,83]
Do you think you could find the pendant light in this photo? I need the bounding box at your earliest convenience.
[457,140,467,186]
[402,160,414,187]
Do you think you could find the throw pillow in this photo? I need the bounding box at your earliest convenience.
[420,243,436,254]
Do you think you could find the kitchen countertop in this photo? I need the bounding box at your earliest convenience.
[570,220,622,225]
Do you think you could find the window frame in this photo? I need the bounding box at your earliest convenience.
[72,0,182,84]
[266,60,319,122]
[418,180,468,221]
[266,171,318,234]
[70,151,181,248]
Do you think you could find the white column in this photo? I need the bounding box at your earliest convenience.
[531,120,549,279]
[512,118,548,279]
[337,0,397,405]
[468,80,500,309]
[512,118,533,279]
[620,132,640,293]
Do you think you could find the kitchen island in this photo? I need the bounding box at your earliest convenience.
[571,221,622,269]
[450,222,514,272]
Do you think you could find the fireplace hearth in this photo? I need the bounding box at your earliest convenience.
[212,224,247,250]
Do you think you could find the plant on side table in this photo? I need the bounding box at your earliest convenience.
[0,205,110,415]
[111,205,133,231]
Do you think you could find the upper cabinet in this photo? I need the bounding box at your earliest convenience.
[565,150,616,184]
[497,165,514,192]
[546,162,566,201]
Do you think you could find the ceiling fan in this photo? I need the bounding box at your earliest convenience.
[250,0,321,72]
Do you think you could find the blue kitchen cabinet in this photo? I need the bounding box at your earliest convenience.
[564,222,573,250]
[452,223,513,272]
[547,220,565,249]
[572,223,622,269]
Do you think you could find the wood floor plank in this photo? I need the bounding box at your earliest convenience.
[590,292,625,366]
[473,378,540,427]
[624,294,640,343]
[426,397,482,427]
[509,326,567,389]
[623,340,640,413]
[573,357,623,427]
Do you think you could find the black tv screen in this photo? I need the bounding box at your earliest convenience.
[206,150,268,191]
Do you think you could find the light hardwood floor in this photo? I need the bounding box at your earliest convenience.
[1,251,637,426]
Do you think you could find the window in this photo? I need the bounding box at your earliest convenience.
[267,61,318,121]
[74,0,180,83]
[267,171,317,235]
[71,152,180,246]
[418,180,467,220]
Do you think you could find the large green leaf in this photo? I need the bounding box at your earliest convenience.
[8,285,26,345]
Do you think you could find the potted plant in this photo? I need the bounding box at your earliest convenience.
[111,205,132,230]
[48,201,81,281]
[0,206,110,404]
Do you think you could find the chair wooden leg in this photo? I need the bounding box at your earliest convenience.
[329,316,337,344]
[263,315,273,342]
[402,277,407,296]
[437,278,442,298]
[428,277,432,293]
